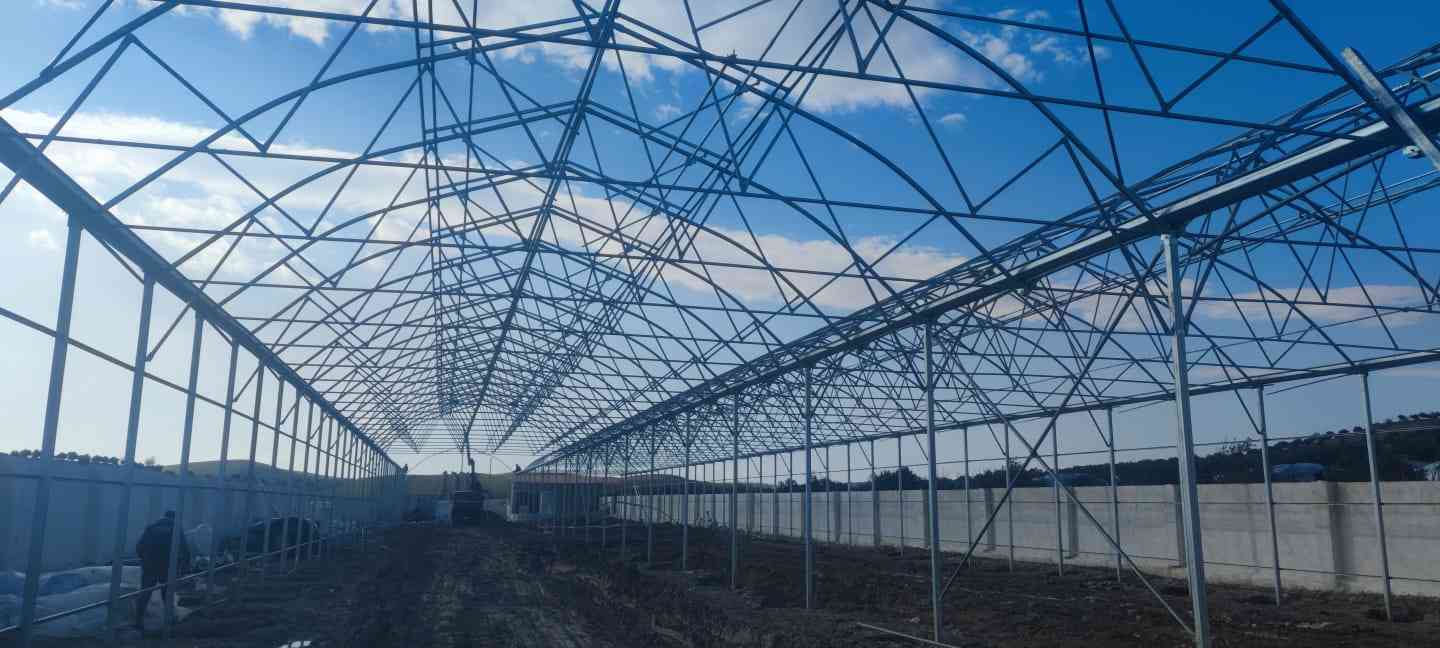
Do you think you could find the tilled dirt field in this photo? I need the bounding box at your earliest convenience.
[28,518,1440,647]
[651,523,1440,646]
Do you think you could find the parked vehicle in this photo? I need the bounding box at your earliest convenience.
[451,490,488,524]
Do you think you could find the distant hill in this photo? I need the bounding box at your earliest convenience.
[407,472,514,497]
[867,411,1440,491]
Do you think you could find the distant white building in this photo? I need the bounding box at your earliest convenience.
[1424,462,1440,481]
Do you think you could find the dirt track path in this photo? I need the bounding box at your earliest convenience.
[343,524,597,647]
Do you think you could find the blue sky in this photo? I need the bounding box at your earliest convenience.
[2,0,1439,476]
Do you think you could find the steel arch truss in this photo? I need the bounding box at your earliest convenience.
[2,0,1439,471]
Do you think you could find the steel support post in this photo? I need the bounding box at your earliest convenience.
[772,454,779,537]
[871,440,880,547]
[802,364,815,609]
[963,426,971,549]
[621,443,630,561]
[754,456,762,535]
[599,456,607,549]
[210,342,240,588]
[239,370,265,583]
[1164,232,1211,647]
[1108,408,1122,582]
[846,443,854,546]
[897,435,905,554]
[586,455,594,546]
[279,397,299,574]
[748,455,760,532]
[824,446,832,542]
[647,444,656,566]
[299,402,315,563]
[1004,428,1014,570]
[755,456,764,535]
[18,223,82,648]
[261,384,285,580]
[163,314,205,632]
[731,403,740,590]
[923,320,943,641]
[682,422,691,571]
[105,276,154,639]
[1255,387,1281,603]
[1360,373,1394,620]
[1054,420,1064,575]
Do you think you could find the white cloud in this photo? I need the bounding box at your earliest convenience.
[1197,284,1428,328]
[938,112,966,126]
[2,108,431,279]
[6,105,969,314]
[661,227,966,311]
[654,103,682,121]
[91,1,1097,114]
[27,229,59,251]
[39,0,86,9]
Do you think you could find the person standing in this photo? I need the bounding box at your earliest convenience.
[133,511,191,630]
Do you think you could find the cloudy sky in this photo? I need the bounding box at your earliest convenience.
[2,0,1439,477]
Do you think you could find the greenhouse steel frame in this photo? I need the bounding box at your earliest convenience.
[2,0,1440,646]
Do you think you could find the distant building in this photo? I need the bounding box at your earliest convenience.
[1424,462,1440,482]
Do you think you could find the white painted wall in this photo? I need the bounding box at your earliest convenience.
[610,481,1440,596]
[0,455,400,573]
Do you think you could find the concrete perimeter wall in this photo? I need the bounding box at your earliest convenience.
[0,455,400,573]
[610,481,1440,596]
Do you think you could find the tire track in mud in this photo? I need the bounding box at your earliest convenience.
[344,524,599,647]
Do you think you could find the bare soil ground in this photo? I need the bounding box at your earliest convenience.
[20,517,1439,647]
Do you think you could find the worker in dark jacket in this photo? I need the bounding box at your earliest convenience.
[133,511,191,630]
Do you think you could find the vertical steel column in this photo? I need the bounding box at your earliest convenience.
[681,419,691,571]
[299,402,315,562]
[239,370,265,581]
[846,443,854,546]
[210,342,240,589]
[802,364,815,609]
[585,455,594,546]
[18,224,82,648]
[278,396,299,574]
[748,457,755,534]
[1054,421,1064,575]
[755,455,763,535]
[754,452,766,532]
[923,320,943,641]
[647,441,656,566]
[771,454,779,537]
[621,442,630,561]
[1004,426,1014,570]
[1256,387,1281,604]
[963,426,971,549]
[1108,408,1122,582]
[1360,373,1393,620]
[1164,232,1211,647]
[319,418,333,558]
[897,435,905,554]
[824,446,832,542]
[163,314,205,632]
[261,382,285,580]
[105,276,154,639]
[731,401,740,590]
[870,439,880,547]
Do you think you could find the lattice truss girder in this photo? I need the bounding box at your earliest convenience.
[1,1,1438,462]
